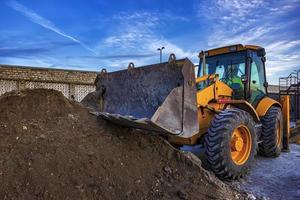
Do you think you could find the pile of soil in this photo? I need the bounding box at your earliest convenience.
[0,89,248,200]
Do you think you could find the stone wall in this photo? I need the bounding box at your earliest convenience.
[0,64,98,102]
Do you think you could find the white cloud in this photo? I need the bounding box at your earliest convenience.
[265,40,300,55]
[96,11,197,69]
[197,0,300,84]
[7,0,96,55]
[207,26,279,47]
[265,40,300,76]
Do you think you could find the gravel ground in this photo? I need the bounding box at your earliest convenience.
[231,144,300,200]
[183,144,300,200]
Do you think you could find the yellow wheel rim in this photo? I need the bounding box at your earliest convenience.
[231,125,252,165]
[276,120,282,146]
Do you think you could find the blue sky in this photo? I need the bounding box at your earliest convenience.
[0,0,300,84]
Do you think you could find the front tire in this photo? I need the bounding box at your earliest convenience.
[259,106,283,157]
[205,108,257,180]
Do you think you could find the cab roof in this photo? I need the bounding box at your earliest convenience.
[199,44,264,57]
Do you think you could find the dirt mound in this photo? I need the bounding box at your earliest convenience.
[0,89,247,200]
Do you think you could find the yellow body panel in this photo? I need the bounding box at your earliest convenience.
[199,44,263,57]
[197,84,215,107]
[200,44,244,57]
[198,103,226,136]
[244,45,263,51]
[256,97,282,117]
[195,74,217,83]
[214,81,233,99]
[218,99,260,122]
[281,95,290,150]
[196,78,233,137]
[196,79,233,107]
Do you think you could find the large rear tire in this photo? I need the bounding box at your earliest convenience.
[205,108,257,180]
[259,106,283,157]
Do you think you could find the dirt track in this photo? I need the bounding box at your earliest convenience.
[0,89,250,200]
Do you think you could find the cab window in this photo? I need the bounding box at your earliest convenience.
[250,51,266,104]
[198,51,246,99]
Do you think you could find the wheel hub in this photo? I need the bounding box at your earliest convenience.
[231,136,244,152]
[230,125,252,165]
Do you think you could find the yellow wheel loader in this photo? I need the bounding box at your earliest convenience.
[83,44,290,180]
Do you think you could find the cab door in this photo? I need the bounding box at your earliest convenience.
[249,50,267,105]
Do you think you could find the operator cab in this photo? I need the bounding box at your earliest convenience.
[197,44,268,105]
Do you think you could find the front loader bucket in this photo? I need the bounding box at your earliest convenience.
[82,57,199,138]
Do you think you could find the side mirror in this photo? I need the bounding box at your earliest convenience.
[241,74,247,83]
[264,82,269,88]
[257,48,266,57]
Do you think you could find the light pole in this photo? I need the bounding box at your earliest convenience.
[157,47,165,63]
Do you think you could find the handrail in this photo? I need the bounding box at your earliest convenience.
[279,70,300,93]
[279,69,300,121]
